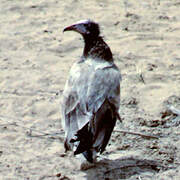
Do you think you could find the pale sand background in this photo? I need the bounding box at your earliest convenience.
[0,0,180,179]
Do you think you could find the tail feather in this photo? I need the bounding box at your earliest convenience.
[91,99,117,153]
[73,123,93,155]
[71,99,117,162]
[93,107,116,153]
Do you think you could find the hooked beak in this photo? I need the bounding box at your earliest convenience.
[63,23,88,35]
[63,24,76,32]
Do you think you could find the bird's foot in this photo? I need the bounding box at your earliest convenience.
[80,160,95,170]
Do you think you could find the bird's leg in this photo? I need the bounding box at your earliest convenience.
[75,154,95,170]
[73,149,97,170]
[92,149,98,163]
[80,160,95,170]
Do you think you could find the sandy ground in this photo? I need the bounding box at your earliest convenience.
[0,0,180,179]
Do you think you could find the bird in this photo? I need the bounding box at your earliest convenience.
[61,19,121,170]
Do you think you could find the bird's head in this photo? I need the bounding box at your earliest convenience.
[63,19,100,38]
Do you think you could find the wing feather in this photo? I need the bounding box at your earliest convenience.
[61,59,121,150]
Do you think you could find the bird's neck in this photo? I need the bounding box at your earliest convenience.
[83,36,113,62]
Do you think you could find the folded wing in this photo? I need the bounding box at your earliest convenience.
[61,59,121,154]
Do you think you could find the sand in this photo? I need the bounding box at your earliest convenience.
[0,0,180,179]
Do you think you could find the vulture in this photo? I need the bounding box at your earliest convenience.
[61,20,121,169]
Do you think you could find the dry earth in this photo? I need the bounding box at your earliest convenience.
[0,0,180,179]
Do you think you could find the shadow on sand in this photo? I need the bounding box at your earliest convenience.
[84,156,163,180]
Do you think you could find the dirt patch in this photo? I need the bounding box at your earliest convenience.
[0,0,180,179]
